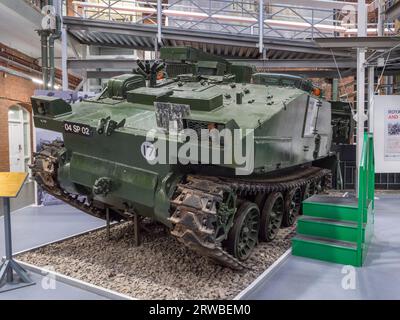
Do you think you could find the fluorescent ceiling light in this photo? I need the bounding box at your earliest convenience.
[32,77,61,90]
[31,77,44,85]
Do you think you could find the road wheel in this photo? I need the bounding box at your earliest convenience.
[282,188,301,227]
[225,201,260,261]
[259,192,284,242]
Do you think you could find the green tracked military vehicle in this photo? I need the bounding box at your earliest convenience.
[31,47,336,270]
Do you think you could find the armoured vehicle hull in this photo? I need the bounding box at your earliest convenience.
[31,47,335,269]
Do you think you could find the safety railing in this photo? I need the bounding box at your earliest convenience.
[357,132,374,265]
[359,132,375,215]
[53,0,393,40]
[26,0,396,39]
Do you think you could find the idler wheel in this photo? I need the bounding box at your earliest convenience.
[282,188,301,227]
[259,192,284,242]
[225,201,260,261]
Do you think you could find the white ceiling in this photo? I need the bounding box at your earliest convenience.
[0,0,68,68]
[0,3,43,59]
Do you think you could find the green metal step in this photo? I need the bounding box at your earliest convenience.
[297,216,361,242]
[302,195,358,222]
[292,133,374,267]
[292,234,361,267]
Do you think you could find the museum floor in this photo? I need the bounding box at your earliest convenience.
[0,205,111,299]
[241,194,400,299]
[0,194,399,300]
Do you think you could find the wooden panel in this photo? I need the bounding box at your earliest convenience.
[0,172,28,198]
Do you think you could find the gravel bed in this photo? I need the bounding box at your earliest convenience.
[18,220,295,300]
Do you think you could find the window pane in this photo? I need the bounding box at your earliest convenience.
[23,109,29,121]
[8,107,20,121]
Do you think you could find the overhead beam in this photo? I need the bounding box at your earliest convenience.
[316,36,400,49]
[260,69,356,78]
[70,58,355,70]
[85,68,399,80]
[87,69,358,79]
[68,59,137,69]
[64,66,400,79]
[229,59,355,68]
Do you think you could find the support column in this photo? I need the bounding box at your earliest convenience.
[368,66,375,134]
[388,76,394,95]
[81,44,89,92]
[258,0,264,54]
[356,0,367,192]
[154,37,159,60]
[3,198,12,282]
[57,0,72,91]
[332,78,339,101]
[61,27,69,91]
[157,0,162,45]
[377,0,384,36]
[262,48,267,60]
[49,0,62,90]
[40,31,49,90]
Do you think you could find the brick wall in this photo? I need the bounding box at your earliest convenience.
[310,76,355,102]
[0,72,35,172]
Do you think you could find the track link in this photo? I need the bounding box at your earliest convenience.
[169,167,331,270]
[169,179,247,270]
[30,141,126,221]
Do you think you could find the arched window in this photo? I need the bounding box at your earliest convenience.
[8,105,31,173]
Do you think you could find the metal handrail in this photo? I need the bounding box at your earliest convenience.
[357,132,374,265]
[55,0,391,40]
[25,0,394,40]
